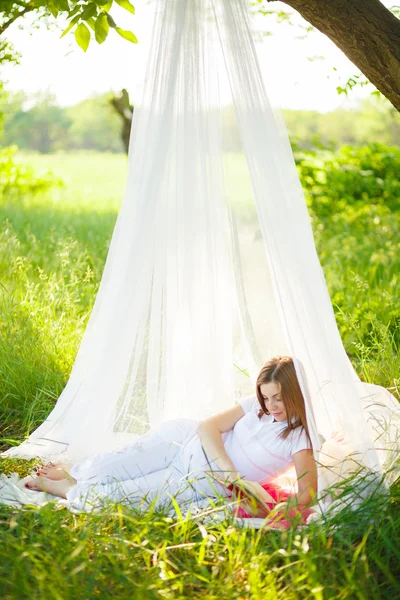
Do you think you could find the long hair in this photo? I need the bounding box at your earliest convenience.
[256,356,311,445]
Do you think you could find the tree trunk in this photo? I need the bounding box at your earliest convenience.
[271,0,400,112]
[110,89,134,154]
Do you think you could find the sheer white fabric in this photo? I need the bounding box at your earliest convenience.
[5,0,399,492]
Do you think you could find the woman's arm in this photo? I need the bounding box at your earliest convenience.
[197,405,245,483]
[291,449,318,506]
[235,450,318,519]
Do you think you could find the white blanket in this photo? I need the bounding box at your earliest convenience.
[0,472,305,529]
[0,472,68,508]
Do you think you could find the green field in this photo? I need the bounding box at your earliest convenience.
[0,149,399,599]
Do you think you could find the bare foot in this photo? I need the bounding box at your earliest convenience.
[25,476,76,499]
[37,463,72,480]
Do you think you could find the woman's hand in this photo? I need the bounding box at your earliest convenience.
[231,479,275,518]
[205,469,241,489]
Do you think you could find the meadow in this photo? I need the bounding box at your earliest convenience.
[0,148,399,599]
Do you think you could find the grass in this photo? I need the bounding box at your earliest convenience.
[0,152,128,445]
[0,481,399,599]
[0,150,399,599]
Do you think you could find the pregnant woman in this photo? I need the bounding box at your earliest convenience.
[26,356,317,513]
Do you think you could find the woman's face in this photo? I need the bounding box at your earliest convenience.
[260,381,288,422]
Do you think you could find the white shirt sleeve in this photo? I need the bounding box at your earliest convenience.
[290,427,312,457]
[238,394,258,414]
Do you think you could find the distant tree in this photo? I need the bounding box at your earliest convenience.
[66,93,124,152]
[283,97,400,148]
[2,91,129,152]
[3,87,400,153]
[0,89,26,141]
[2,91,71,152]
[110,89,133,153]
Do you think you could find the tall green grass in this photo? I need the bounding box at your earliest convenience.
[0,481,399,599]
[0,152,127,445]
[0,149,399,599]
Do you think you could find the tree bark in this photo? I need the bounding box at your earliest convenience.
[110,89,134,154]
[270,0,400,112]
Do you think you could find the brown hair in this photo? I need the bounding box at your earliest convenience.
[256,356,311,445]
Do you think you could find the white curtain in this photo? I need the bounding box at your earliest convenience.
[5,0,399,490]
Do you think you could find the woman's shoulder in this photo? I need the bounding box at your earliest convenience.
[237,394,258,414]
[286,425,312,455]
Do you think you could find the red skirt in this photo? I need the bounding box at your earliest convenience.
[232,481,314,529]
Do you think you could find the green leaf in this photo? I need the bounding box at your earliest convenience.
[81,3,97,20]
[106,13,117,28]
[94,0,109,6]
[60,13,81,39]
[48,0,59,18]
[57,0,70,11]
[75,22,91,51]
[86,17,96,30]
[95,12,109,44]
[115,27,137,43]
[114,0,135,14]
[103,0,113,10]
[68,5,81,18]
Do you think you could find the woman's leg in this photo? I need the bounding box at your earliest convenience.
[69,419,197,485]
[66,462,198,512]
[38,419,197,481]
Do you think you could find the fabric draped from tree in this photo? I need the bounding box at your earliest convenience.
[4,0,399,499]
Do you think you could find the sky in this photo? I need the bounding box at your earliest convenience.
[1,0,379,113]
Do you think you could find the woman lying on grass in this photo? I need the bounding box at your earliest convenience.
[25,356,317,517]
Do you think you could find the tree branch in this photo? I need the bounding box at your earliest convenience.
[0,5,35,36]
[268,0,400,112]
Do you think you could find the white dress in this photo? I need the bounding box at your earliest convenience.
[66,395,311,512]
